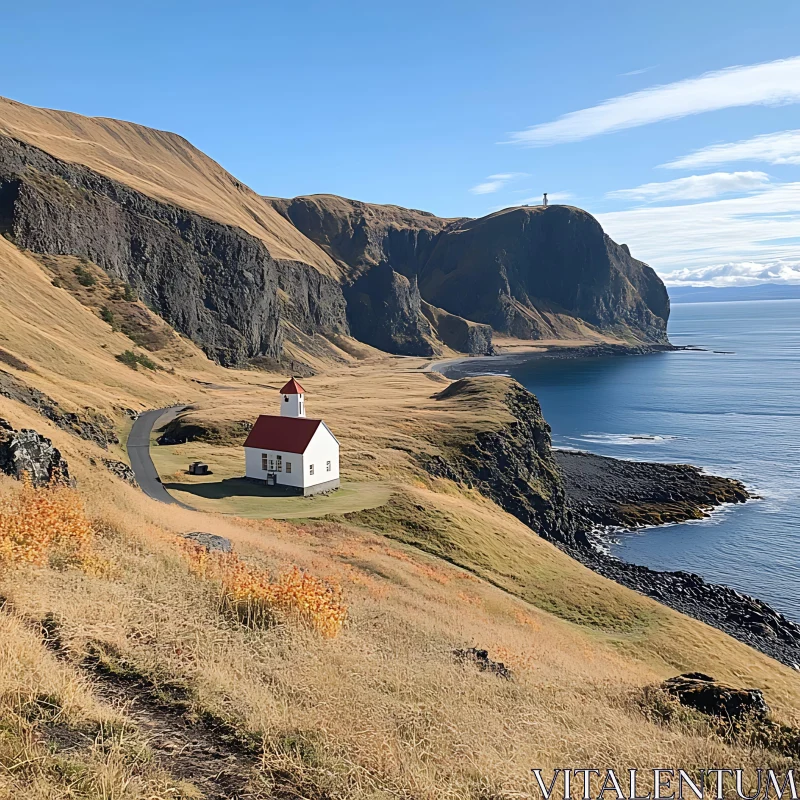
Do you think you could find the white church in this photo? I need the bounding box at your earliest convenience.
[243,378,340,495]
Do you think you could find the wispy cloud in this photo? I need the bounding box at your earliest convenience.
[508,56,800,146]
[469,172,527,195]
[607,171,770,202]
[620,66,656,77]
[664,129,800,169]
[664,260,800,287]
[597,181,800,281]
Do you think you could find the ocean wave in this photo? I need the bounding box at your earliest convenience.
[561,433,678,446]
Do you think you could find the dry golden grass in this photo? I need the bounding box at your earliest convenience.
[0,95,341,277]
[184,544,347,637]
[1,465,798,798]
[1,225,800,796]
[0,474,93,570]
[0,609,191,800]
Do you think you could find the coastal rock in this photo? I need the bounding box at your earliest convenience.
[427,376,800,669]
[0,418,72,487]
[662,673,770,719]
[183,532,233,553]
[578,549,800,668]
[556,449,750,528]
[420,205,669,343]
[426,377,582,547]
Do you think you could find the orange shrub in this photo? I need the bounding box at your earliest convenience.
[184,545,347,637]
[0,475,94,568]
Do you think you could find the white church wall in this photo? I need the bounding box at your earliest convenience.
[244,447,304,488]
[302,425,340,487]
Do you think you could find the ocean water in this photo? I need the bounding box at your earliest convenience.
[447,300,800,623]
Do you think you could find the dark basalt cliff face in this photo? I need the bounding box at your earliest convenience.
[269,195,670,346]
[427,377,800,669]
[425,378,582,547]
[271,194,459,356]
[420,206,669,342]
[269,194,456,282]
[344,263,437,357]
[0,135,348,366]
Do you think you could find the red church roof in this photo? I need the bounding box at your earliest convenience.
[243,415,321,454]
[279,377,305,395]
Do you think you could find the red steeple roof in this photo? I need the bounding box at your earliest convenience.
[279,377,305,395]
[244,415,321,454]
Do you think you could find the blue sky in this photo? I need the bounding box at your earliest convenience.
[4,0,800,286]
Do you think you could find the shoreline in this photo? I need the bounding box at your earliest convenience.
[425,341,679,377]
[428,347,800,668]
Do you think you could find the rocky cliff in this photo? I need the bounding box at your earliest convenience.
[420,205,669,342]
[270,194,465,356]
[0,97,669,362]
[0,135,348,366]
[426,377,800,669]
[421,302,494,356]
[344,263,437,357]
[269,195,670,345]
[425,377,582,547]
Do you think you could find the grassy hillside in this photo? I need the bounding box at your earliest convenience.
[0,95,340,278]
[1,164,799,799]
[0,125,800,800]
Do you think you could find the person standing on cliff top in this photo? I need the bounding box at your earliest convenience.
[543,193,548,206]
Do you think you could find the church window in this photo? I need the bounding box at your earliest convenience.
[276,455,282,472]
[326,461,331,472]
[286,461,292,473]
[309,464,314,475]
[261,454,269,470]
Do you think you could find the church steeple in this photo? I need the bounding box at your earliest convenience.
[279,377,306,418]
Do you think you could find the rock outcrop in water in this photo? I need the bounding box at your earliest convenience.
[556,449,749,528]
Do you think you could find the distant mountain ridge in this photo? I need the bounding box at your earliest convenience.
[1,95,670,365]
[669,284,800,303]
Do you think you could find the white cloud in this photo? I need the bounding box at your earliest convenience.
[470,172,527,195]
[664,129,800,169]
[607,171,770,202]
[664,260,800,287]
[508,56,800,146]
[620,66,656,77]
[597,181,800,281]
